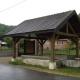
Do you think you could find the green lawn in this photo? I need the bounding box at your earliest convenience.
[54,67,80,77]
[43,49,80,55]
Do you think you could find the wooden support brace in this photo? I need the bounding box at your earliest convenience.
[66,23,68,34]
[68,22,76,34]
[56,31,78,37]
[37,39,44,55]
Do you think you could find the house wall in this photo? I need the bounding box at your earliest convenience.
[55,40,68,49]
[43,40,69,50]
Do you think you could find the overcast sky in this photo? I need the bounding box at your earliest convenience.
[0,0,80,25]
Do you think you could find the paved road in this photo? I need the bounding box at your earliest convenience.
[0,64,80,80]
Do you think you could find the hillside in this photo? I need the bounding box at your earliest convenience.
[0,23,15,35]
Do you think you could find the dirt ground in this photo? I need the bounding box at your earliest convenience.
[0,57,22,63]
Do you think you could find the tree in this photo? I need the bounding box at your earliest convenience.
[3,37,12,48]
[78,13,80,19]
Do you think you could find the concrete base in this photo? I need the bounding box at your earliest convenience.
[11,58,15,62]
[62,59,80,67]
[23,59,49,67]
[49,62,57,70]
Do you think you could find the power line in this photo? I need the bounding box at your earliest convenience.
[0,0,26,13]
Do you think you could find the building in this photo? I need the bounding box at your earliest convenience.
[0,40,7,49]
[43,39,71,49]
[4,10,80,69]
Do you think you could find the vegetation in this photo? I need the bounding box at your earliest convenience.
[43,49,78,55]
[0,23,15,48]
[0,23,15,35]
[3,37,13,48]
[9,60,48,69]
[54,67,80,77]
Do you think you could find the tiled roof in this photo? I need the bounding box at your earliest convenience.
[4,10,77,36]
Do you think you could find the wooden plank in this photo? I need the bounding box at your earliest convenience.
[56,31,79,37]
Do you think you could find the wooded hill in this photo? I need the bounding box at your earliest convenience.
[0,23,15,35]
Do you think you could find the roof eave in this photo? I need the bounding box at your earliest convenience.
[4,29,55,37]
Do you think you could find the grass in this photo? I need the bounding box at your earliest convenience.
[9,60,80,77]
[9,60,48,69]
[43,49,80,55]
[54,67,80,77]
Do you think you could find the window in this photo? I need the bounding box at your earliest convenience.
[59,41,63,45]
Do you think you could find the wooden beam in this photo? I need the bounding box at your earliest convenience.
[68,22,76,34]
[66,23,68,34]
[37,39,41,45]
[55,35,59,41]
[35,34,46,40]
[12,37,20,59]
[56,31,79,37]
[37,39,44,55]
[49,34,55,62]
[43,40,46,44]
[76,38,79,58]
[12,37,16,59]
[40,40,43,55]
[35,40,39,55]
[13,36,46,40]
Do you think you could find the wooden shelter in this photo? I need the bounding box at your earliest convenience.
[4,10,80,69]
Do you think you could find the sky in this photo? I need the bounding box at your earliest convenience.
[0,0,80,25]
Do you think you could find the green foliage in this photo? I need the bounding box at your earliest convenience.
[9,60,27,65]
[43,49,77,54]
[78,13,80,19]
[0,23,15,48]
[55,67,80,77]
[3,37,12,47]
[0,23,15,35]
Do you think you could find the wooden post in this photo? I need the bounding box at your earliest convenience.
[16,42,19,57]
[12,38,16,61]
[48,33,56,69]
[40,40,43,55]
[76,38,79,58]
[35,40,39,55]
[50,34,55,62]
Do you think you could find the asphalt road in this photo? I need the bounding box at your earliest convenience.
[0,64,80,80]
